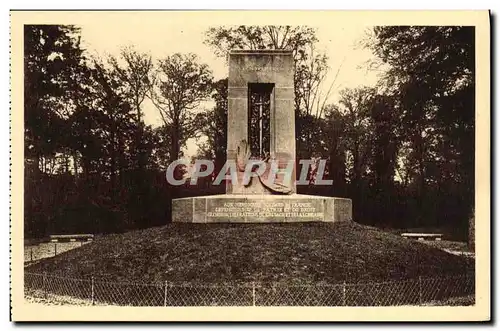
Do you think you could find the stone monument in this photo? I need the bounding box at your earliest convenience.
[172,50,352,223]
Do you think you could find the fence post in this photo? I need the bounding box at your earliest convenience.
[91,276,95,305]
[30,247,33,262]
[252,282,256,306]
[164,281,168,307]
[418,276,422,305]
[42,272,47,299]
[342,281,347,306]
[54,243,57,256]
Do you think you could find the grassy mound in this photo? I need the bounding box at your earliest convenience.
[26,222,474,284]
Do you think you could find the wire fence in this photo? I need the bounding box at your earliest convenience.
[24,272,475,306]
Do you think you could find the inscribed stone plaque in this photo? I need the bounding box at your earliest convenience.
[206,198,324,223]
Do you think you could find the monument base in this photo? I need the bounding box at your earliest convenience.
[172,194,352,223]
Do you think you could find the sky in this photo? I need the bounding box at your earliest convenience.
[78,22,382,159]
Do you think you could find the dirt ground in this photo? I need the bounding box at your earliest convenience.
[24,292,93,306]
[24,292,474,307]
[24,241,90,263]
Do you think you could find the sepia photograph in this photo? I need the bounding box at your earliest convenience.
[9,10,490,322]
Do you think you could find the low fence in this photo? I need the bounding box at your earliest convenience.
[24,272,474,306]
[24,242,89,263]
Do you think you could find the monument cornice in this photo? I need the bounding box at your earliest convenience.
[229,49,293,55]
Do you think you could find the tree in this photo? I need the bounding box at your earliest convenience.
[336,87,375,191]
[24,25,89,237]
[368,26,475,229]
[150,53,213,162]
[322,87,401,224]
[24,26,179,237]
[368,95,399,188]
[108,47,154,123]
[322,105,347,196]
[24,25,86,171]
[107,48,154,174]
[196,78,228,178]
[365,94,400,223]
[205,26,317,59]
[89,59,136,186]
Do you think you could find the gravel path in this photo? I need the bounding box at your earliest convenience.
[24,291,101,306]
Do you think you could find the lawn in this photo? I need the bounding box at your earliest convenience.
[26,221,474,285]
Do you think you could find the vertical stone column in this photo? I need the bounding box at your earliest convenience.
[227,50,296,194]
[273,86,296,194]
[227,55,248,194]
